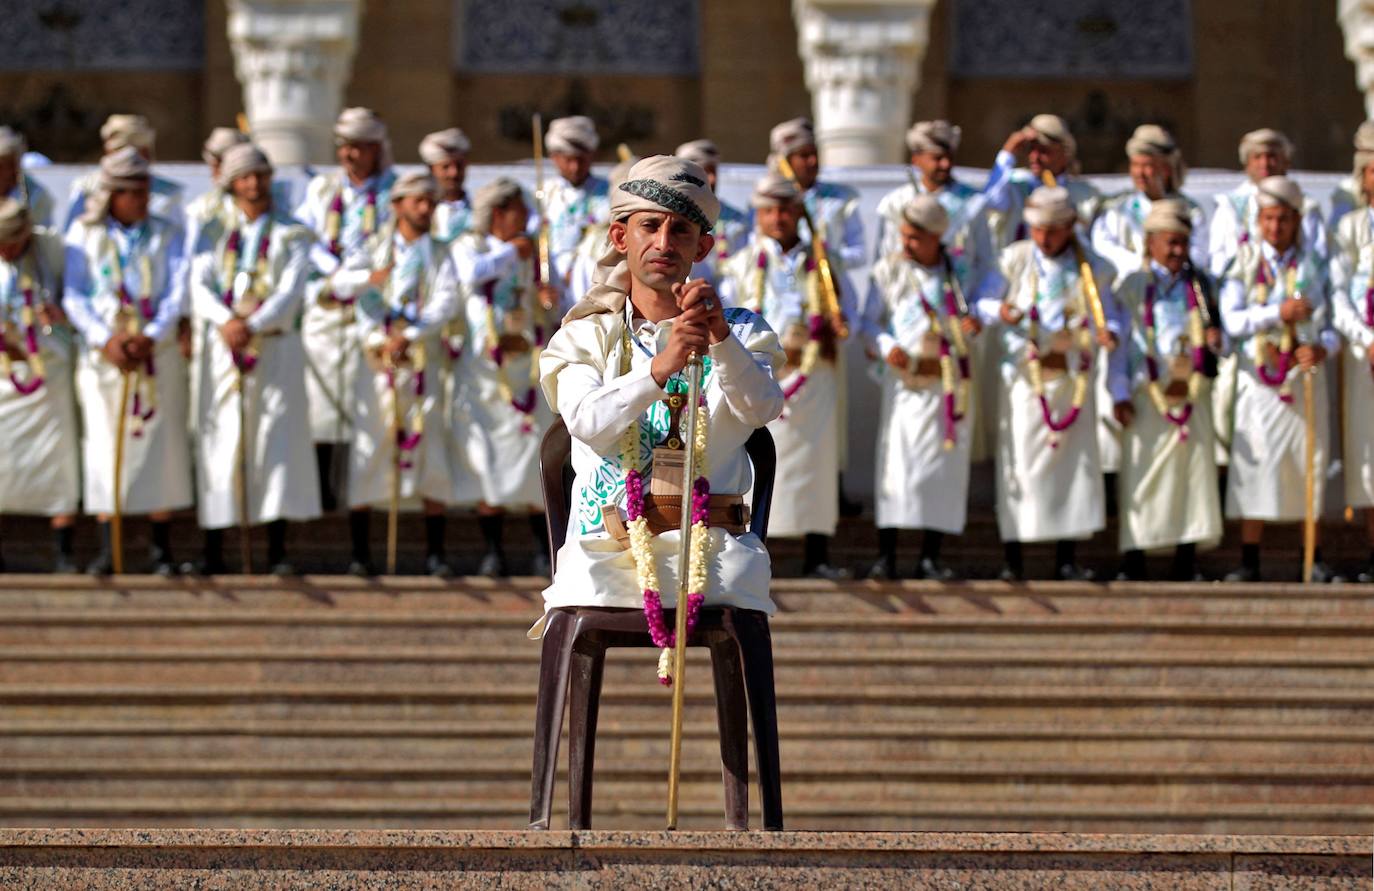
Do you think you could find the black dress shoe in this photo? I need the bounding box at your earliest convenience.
[347,560,376,578]
[1308,562,1345,584]
[997,566,1024,582]
[806,563,851,581]
[529,553,552,578]
[1223,565,1259,582]
[425,554,455,579]
[182,559,227,577]
[52,555,79,574]
[866,560,897,581]
[151,560,179,578]
[1357,563,1374,584]
[1055,563,1096,582]
[914,557,956,581]
[478,551,507,578]
[86,552,113,576]
[269,561,299,577]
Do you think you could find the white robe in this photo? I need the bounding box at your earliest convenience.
[63,214,193,515]
[535,300,784,635]
[189,208,322,529]
[1220,240,1336,522]
[295,169,397,443]
[1329,207,1374,508]
[973,240,1126,542]
[720,235,856,538]
[1090,191,1209,280]
[982,151,1102,248]
[449,231,557,509]
[538,175,610,289]
[332,229,460,509]
[1208,181,1328,278]
[1114,265,1223,552]
[0,230,80,515]
[862,253,977,533]
[432,194,473,243]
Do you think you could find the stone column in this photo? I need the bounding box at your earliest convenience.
[1342,0,1374,119]
[227,0,364,166]
[792,0,937,167]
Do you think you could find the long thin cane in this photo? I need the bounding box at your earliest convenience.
[1302,368,1318,584]
[386,358,401,575]
[111,370,132,575]
[666,351,703,830]
[236,368,253,573]
[1337,350,1353,523]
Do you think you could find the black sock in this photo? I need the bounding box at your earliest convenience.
[1368,548,1374,567]
[316,443,335,513]
[349,510,371,564]
[54,526,74,558]
[1055,539,1076,569]
[877,528,897,569]
[1242,543,1260,572]
[920,530,943,562]
[96,521,112,558]
[1121,549,1146,579]
[1104,472,1118,518]
[803,533,829,573]
[424,514,446,560]
[203,528,224,565]
[266,520,287,566]
[150,520,172,563]
[478,514,504,556]
[1313,546,1324,566]
[528,514,549,559]
[1004,541,1023,576]
[1172,543,1196,579]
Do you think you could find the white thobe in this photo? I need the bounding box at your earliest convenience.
[63,214,192,514]
[534,299,784,636]
[982,151,1102,247]
[0,230,79,515]
[295,169,396,443]
[331,230,460,509]
[1207,181,1328,278]
[433,194,473,243]
[1330,207,1374,508]
[1090,191,1209,279]
[1220,240,1337,521]
[62,172,184,233]
[1114,263,1223,551]
[861,252,978,533]
[538,175,610,289]
[973,241,1125,542]
[449,231,558,509]
[189,209,321,528]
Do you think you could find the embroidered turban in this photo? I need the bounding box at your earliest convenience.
[906,120,961,155]
[901,194,950,236]
[1023,185,1078,229]
[546,116,599,155]
[419,128,471,164]
[1142,198,1193,235]
[1255,175,1303,212]
[1238,128,1294,165]
[218,143,272,188]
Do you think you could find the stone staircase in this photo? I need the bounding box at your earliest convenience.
[0,574,1369,834]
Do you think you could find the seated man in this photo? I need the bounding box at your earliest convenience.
[535,155,784,682]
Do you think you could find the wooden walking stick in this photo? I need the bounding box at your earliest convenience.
[666,350,704,830]
[385,354,402,576]
[1039,170,1108,334]
[111,370,132,575]
[235,367,253,573]
[1338,350,1354,523]
[531,113,552,289]
[1302,367,1318,584]
[774,154,848,339]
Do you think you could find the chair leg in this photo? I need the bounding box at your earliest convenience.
[709,635,750,830]
[568,634,607,830]
[528,610,575,829]
[735,611,784,830]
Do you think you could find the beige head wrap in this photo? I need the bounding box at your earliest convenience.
[390,170,440,203]
[82,146,150,224]
[750,171,800,210]
[1028,114,1077,159]
[334,107,393,170]
[1023,185,1077,229]
[0,198,32,243]
[906,120,961,155]
[674,139,720,168]
[202,127,249,166]
[769,117,815,157]
[1125,123,1186,189]
[564,155,720,323]
[0,127,24,160]
[100,114,155,154]
[419,128,471,165]
[472,176,526,235]
[546,116,599,155]
[1238,128,1294,166]
[217,143,272,188]
[1255,175,1303,212]
[901,194,950,236]
[1142,198,1193,236]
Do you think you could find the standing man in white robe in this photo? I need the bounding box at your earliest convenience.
[540,116,611,293]
[1219,176,1339,583]
[187,144,321,575]
[537,154,784,632]
[0,199,79,570]
[450,177,560,577]
[0,128,54,229]
[675,139,750,283]
[984,114,1102,249]
[420,128,474,242]
[63,115,184,233]
[1328,149,1374,583]
[331,172,459,577]
[1111,200,1224,581]
[1329,121,1374,230]
[567,154,637,309]
[63,147,192,576]
[973,186,1124,581]
[296,107,397,512]
[719,172,854,579]
[861,195,982,580]
[183,128,250,257]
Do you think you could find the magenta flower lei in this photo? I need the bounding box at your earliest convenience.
[1028,305,1090,437]
[483,281,543,432]
[8,287,44,395]
[220,227,272,373]
[383,313,425,469]
[1253,256,1297,395]
[918,285,970,448]
[1142,280,1204,439]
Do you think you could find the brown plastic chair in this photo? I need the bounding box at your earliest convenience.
[529,417,782,830]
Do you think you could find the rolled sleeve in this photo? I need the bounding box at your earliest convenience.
[558,360,668,457]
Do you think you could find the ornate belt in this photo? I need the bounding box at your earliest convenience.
[601,494,750,548]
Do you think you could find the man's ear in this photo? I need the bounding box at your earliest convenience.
[609,219,628,252]
[693,232,716,263]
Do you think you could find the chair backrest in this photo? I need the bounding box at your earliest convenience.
[539,417,779,573]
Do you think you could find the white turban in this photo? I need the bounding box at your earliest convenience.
[564,155,720,323]
[202,127,249,166]
[0,127,25,160]
[901,194,950,236]
[1142,198,1193,236]
[472,176,525,234]
[1355,120,1374,152]
[1023,185,1078,229]
[1028,113,1077,159]
[217,143,272,188]
[546,116,599,155]
[335,107,392,170]
[82,146,151,224]
[419,128,471,165]
[674,139,720,168]
[101,114,155,153]
[769,117,815,157]
[390,170,439,203]
[1255,175,1303,212]
[906,120,961,155]
[750,171,800,209]
[0,198,31,243]
[1238,128,1294,166]
[1125,123,1186,189]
